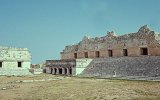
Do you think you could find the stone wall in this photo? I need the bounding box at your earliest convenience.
[33,68,43,74]
[2,61,31,69]
[78,56,160,79]
[0,68,32,76]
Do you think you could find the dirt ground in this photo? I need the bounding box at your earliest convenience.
[0,74,160,100]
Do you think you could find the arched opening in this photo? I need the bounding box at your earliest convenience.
[69,68,72,75]
[65,68,67,75]
[59,68,62,74]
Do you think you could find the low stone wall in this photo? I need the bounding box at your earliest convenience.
[33,69,43,74]
[0,68,33,76]
[79,56,160,79]
[29,68,43,74]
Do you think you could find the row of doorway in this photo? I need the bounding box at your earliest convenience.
[74,48,148,58]
[50,68,72,75]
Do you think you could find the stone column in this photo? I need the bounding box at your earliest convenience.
[67,68,70,75]
[62,68,65,75]
[45,67,50,74]
[56,68,59,74]
[52,68,55,75]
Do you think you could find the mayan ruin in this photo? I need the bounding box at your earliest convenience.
[1,1,160,99]
[0,47,32,76]
[45,25,160,79]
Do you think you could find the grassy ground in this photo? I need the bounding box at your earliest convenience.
[0,74,160,100]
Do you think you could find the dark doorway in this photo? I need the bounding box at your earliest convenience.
[18,62,22,67]
[84,52,88,58]
[54,68,57,74]
[140,48,148,55]
[59,68,62,74]
[123,49,128,56]
[0,62,2,68]
[74,53,77,59]
[108,50,113,57]
[95,51,100,58]
[65,68,67,74]
[69,68,72,75]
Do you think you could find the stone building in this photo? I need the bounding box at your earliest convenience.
[45,60,76,75]
[61,25,160,59]
[46,25,160,79]
[0,46,32,76]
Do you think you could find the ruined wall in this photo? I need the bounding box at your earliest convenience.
[61,25,160,59]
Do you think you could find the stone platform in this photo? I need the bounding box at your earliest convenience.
[0,68,33,76]
[78,56,160,80]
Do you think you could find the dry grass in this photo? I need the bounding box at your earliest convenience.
[0,74,160,100]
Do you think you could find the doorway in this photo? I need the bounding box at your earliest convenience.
[65,68,67,74]
[84,52,88,58]
[123,49,128,56]
[108,50,113,57]
[69,68,72,75]
[95,51,100,58]
[74,53,77,59]
[140,48,148,55]
[59,68,62,74]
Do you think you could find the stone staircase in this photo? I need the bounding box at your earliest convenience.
[80,56,160,79]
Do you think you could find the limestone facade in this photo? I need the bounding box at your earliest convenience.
[0,47,32,76]
[61,25,160,59]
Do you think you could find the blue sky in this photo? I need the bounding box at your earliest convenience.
[0,0,160,63]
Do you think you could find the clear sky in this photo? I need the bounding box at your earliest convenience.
[0,0,160,64]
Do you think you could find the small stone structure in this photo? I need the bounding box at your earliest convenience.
[30,64,44,74]
[45,60,76,75]
[0,46,32,76]
[61,25,160,59]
